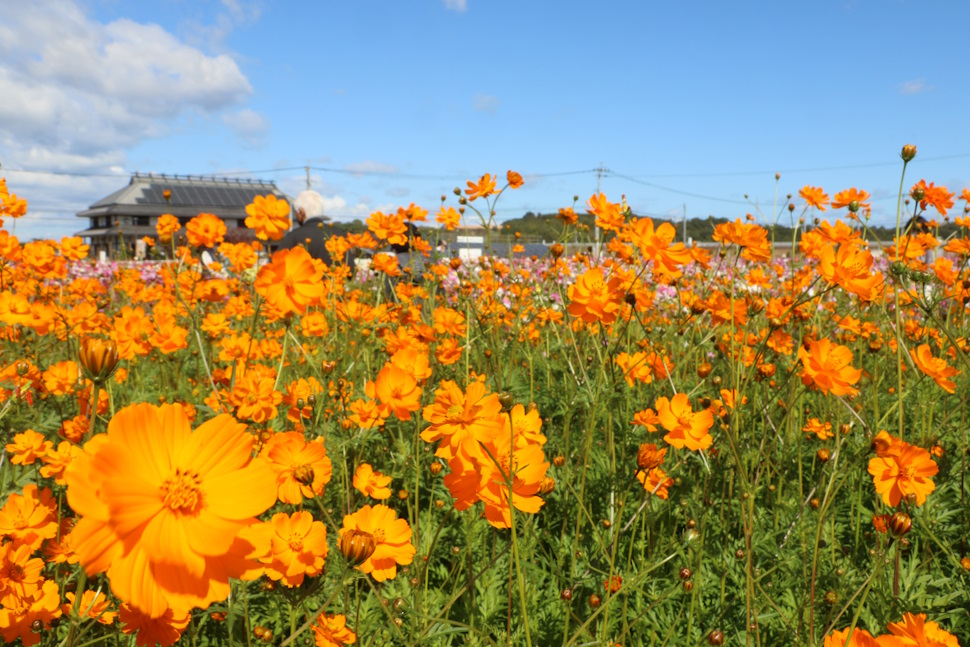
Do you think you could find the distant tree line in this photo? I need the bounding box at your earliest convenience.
[322,212,960,244]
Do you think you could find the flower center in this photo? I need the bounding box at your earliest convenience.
[160,468,204,514]
[12,514,27,530]
[8,565,25,582]
[901,465,918,480]
[372,528,386,543]
[288,537,304,553]
[445,405,464,424]
[293,464,315,487]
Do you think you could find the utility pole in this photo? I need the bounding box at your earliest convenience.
[305,165,311,191]
[594,163,608,259]
[683,203,687,244]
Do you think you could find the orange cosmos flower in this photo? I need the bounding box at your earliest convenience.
[0,192,27,219]
[911,180,955,217]
[822,627,883,647]
[868,440,938,506]
[366,211,408,246]
[712,219,771,262]
[0,484,58,551]
[831,188,871,210]
[218,241,259,272]
[313,613,357,647]
[627,217,692,276]
[59,236,90,261]
[636,443,666,471]
[655,393,714,451]
[636,467,673,499]
[436,206,461,231]
[229,369,283,424]
[5,429,52,466]
[801,418,834,441]
[254,246,325,315]
[473,432,549,529]
[0,579,61,646]
[258,511,328,587]
[816,220,863,247]
[261,431,333,504]
[40,441,84,484]
[0,542,45,599]
[118,604,190,647]
[245,194,291,241]
[797,338,862,397]
[557,207,578,225]
[567,267,624,324]
[507,170,524,188]
[389,347,432,384]
[586,193,625,232]
[435,337,464,365]
[339,504,415,581]
[703,291,748,327]
[884,612,960,646]
[62,590,116,625]
[799,186,829,211]
[421,380,504,461]
[373,363,423,421]
[112,306,155,359]
[63,402,276,618]
[632,408,660,432]
[504,403,546,447]
[371,252,401,277]
[465,173,497,201]
[817,243,884,302]
[156,214,181,244]
[353,463,392,499]
[185,213,227,247]
[910,344,960,394]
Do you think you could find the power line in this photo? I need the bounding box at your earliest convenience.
[607,171,751,205]
[621,152,970,179]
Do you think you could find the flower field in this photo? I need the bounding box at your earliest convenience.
[0,151,968,647]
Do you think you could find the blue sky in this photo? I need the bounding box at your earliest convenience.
[3,0,969,240]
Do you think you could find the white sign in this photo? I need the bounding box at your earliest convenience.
[456,236,484,244]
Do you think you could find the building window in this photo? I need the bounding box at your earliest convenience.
[135,216,150,227]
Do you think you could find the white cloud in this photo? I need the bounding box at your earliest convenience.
[898,79,932,95]
[444,0,468,12]
[0,0,256,240]
[473,93,500,114]
[222,109,270,146]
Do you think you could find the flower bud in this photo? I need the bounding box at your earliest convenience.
[79,337,120,384]
[901,144,917,162]
[550,243,564,259]
[848,200,859,213]
[539,477,556,495]
[497,392,515,410]
[708,630,725,646]
[889,511,912,538]
[340,529,377,566]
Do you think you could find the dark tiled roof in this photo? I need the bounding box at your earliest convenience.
[79,173,289,219]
